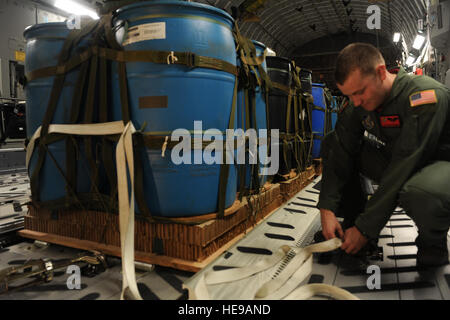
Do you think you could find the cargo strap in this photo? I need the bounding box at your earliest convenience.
[271,81,291,95]
[291,62,302,91]
[27,12,241,218]
[28,132,245,224]
[300,93,314,167]
[271,62,315,179]
[116,122,142,300]
[26,122,125,168]
[281,82,299,177]
[65,58,90,208]
[25,46,238,82]
[233,22,272,214]
[234,23,272,98]
[293,62,316,171]
[267,79,295,178]
[26,121,143,300]
[190,238,358,300]
[290,62,305,172]
[137,133,246,151]
[217,76,238,218]
[29,17,105,204]
[29,14,129,211]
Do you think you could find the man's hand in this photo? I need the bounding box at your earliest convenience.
[341,227,368,254]
[320,209,344,240]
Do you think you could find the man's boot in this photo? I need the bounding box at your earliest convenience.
[416,236,449,267]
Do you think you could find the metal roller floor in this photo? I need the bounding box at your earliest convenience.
[0,169,449,300]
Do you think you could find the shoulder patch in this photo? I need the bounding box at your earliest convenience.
[380,115,401,128]
[409,90,437,107]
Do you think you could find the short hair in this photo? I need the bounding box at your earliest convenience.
[335,43,385,85]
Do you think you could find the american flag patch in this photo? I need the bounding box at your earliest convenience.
[409,90,437,107]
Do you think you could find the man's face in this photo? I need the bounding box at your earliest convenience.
[337,67,385,112]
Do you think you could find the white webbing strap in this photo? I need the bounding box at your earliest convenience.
[26,121,143,300]
[260,238,353,299]
[191,273,211,300]
[284,283,359,300]
[258,255,313,300]
[204,245,291,285]
[26,121,126,169]
[193,238,359,300]
[116,122,143,300]
[254,238,342,299]
[254,248,310,299]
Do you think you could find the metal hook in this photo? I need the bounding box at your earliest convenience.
[167,51,178,65]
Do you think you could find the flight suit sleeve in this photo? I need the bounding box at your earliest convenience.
[317,104,364,212]
[355,88,450,239]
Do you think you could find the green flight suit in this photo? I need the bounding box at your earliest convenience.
[318,67,450,250]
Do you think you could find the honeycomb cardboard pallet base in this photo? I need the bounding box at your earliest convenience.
[19,166,320,272]
[279,166,317,201]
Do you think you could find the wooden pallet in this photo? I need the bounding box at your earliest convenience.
[19,165,321,272]
[20,183,283,270]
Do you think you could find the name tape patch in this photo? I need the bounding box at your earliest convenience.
[409,90,437,107]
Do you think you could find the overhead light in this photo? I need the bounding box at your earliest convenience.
[393,33,401,43]
[417,19,424,32]
[54,0,99,20]
[412,34,426,50]
[406,54,417,66]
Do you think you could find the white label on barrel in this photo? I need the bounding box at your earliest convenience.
[123,22,166,46]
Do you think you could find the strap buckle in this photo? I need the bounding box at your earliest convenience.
[56,65,66,75]
[186,52,197,68]
[42,258,54,282]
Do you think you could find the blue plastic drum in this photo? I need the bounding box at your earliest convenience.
[24,22,94,203]
[311,83,326,158]
[112,1,238,217]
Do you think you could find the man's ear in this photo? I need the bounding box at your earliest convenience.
[376,64,387,81]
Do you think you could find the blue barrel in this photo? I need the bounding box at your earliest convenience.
[266,56,292,133]
[311,83,326,158]
[112,1,237,217]
[237,40,268,190]
[24,23,70,140]
[266,56,293,176]
[24,22,94,203]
